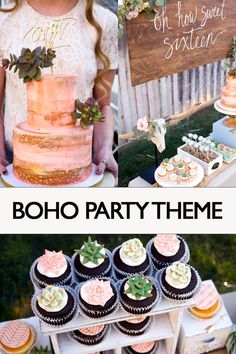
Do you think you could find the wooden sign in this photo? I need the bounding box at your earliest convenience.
[126,0,236,86]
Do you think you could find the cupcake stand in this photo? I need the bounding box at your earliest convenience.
[37,297,195,354]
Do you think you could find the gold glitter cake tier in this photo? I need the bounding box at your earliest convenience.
[13,122,93,185]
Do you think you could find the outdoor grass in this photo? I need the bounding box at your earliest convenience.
[0,234,235,322]
[118,105,224,186]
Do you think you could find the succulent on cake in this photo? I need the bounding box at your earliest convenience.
[73,97,104,128]
[125,275,153,300]
[2,46,56,83]
[75,237,107,265]
[118,0,168,37]
[224,36,236,78]
[31,346,52,354]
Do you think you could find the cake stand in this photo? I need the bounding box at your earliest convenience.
[1,164,104,188]
[214,100,236,128]
[154,164,204,188]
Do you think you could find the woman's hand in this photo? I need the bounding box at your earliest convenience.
[93,147,118,185]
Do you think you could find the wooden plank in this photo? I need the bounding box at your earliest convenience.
[126,0,235,86]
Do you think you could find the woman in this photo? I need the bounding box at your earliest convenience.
[0,0,118,183]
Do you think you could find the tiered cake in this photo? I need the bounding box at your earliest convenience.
[13,75,93,185]
[220,73,236,109]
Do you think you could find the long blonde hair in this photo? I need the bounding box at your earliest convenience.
[1,0,111,96]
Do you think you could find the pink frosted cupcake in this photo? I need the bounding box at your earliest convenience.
[78,278,118,318]
[126,341,160,354]
[115,316,151,336]
[32,250,73,288]
[72,324,109,345]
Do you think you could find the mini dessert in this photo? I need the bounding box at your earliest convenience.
[189,162,198,170]
[166,163,175,173]
[179,172,189,183]
[79,279,118,318]
[189,169,197,177]
[173,155,181,165]
[113,238,151,279]
[189,281,221,319]
[73,237,111,280]
[72,324,108,345]
[161,158,169,168]
[33,285,76,326]
[115,316,151,336]
[160,261,201,302]
[157,168,167,179]
[126,341,159,354]
[32,250,72,288]
[177,162,185,173]
[120,275,158,315]
[183,157,192,165]
[0,320,36,354]
[148,234,190,270]
[168,173,178,182]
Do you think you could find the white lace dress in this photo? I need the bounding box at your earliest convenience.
[0,0,118,148]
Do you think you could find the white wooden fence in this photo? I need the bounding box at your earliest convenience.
[118,31,226,135]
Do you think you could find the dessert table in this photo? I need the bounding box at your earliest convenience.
[0,171,115,188]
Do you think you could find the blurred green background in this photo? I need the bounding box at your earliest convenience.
[0,234,235,322]
[118,105,224,186]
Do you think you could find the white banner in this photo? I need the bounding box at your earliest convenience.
[0,188,234,234]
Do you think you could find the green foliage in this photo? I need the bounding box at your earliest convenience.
[72,97,104,128]
[75,236,107,265]
[227,331,236,353]
[31,346,52,354]
[224,36,236,78]
[2,47,56,83]
[125,275,153,300]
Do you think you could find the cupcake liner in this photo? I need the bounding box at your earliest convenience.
[31,286,79,327]
[125,341,161,354]
[68,324,111,347]
[146,236,190,271]
[118,277,162,315]
[112,246,153,280]
[114,316,153,337]
[72,249,113,281]
[0,323,37,354]
[75,277,120,319]
[30,255,74,289]
[157,267,202,303]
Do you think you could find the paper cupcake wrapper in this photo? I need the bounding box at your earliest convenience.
[31,286,79,327]
[30,255,74,289]
[157,267,202,303]
[118,276,162,315]
[125,341,160,354]
[68,324,111,347]
[72,249,113,281]
[0,323,37,354]
[114,316,153,336]
[187,297,222,321]
[146,236,190,270]
[75,277,120,319]
[112,246,153,279]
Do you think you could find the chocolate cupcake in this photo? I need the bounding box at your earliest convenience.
[115,316,151,336]
[148,234,190,270]
[120,275,159,315]
[31,250,73,288]
[73,237,111,281]
[32,285,77,326]
[126,341,160,354]
[159,261,201,302]
[113,238,151,279]
[78,278,118,318]
[71,324,109,346]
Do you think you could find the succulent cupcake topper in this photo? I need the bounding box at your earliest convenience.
[75,236,107,265]
[125,275,153,300]
[72,97,104,129]
[31,346,52,354]
[2,46,56,83]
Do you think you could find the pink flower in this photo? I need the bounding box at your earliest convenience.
[126,11,139,20]
[82,280,114,307]
[137,116,150,132]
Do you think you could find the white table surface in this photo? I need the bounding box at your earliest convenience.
[0,316,51,353]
